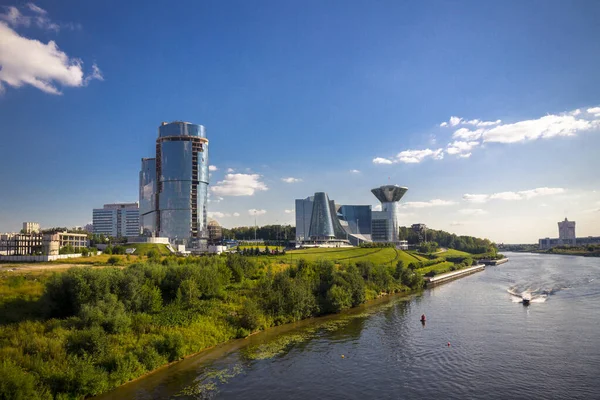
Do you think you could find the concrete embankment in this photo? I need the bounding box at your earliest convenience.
[479,258,509,266]
[424,264,485,287]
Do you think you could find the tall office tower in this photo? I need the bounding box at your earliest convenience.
[371,185,408,243]
[92,203,140,237]
[295,196,314,242]
[558,218,576,240]
[139,121,209,248]
[139,158,157,236]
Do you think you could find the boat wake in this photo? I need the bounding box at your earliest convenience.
[507,284,565,303]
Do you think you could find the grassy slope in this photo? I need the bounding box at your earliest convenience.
[433,249,472,258]
[125,243,171,256]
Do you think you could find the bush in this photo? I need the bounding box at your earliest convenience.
[107,256,120,266]
[136,346,166,371]
[65,327,109,358]
[155,332,185,362]
[325,285,352,313]
[0,360,48,400]
[239,300,264,331]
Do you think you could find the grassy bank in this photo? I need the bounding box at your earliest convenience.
[0,252,428,399]
[0,245,483,399]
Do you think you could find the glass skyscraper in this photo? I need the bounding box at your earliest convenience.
[139,121,209,248]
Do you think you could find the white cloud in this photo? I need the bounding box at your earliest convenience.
[440,116,500,128]
[207,211,240,218]
[226,168,235,173]
[0,20,101,95]
[350,169,360,173]
[463,187,565,203]
[373,204,382,211]
[403,199,456,208]
[284,209,294,214]
[397,148,444,164]
[446,140,479,157]
[281,177,302,183]
[1,4,71,32]
[452,127,485,141]
[586,107,600,117]
[482,114,596,144]
[211,173,268,196]
[208,165,218,172]
[372,157,393,165]
[248,209,266,216]
[450,221,465,226]
[459,208,488,216]
[462,194,489,203]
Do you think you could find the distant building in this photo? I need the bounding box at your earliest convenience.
[295,185,409,247]
[0,231,88,256]
[93,203,140,237]
[208,220,223,244]
[558,218,576,240]
[411,223,427,243]
[139,121,210,250]
[371,185,408,244]
[539,217,600,249]
[22,222,40,234]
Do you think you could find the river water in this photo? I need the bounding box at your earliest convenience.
[98,252,600,399]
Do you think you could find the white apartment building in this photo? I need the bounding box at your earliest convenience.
[92,203,140,237]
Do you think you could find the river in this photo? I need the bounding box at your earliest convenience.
[97,252,600,399]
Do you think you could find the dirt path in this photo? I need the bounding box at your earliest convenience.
[2,263,91,272]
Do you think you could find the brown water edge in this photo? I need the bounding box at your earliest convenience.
[93,290,420,400]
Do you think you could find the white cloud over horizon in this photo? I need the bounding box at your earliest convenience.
[0,6,101,95]
[281,177,302,183]
[459,208,488,216]
[373,148,444,165]
[463,187,565,203]
[350,169,360,173]
[211,173,268,196]
[208,211,240,219]
[284,209,294,214]
[403,199,456,208]
[248,209,267,216]
[209,165,218,171]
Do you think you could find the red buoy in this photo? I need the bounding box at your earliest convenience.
[447,342,451,347]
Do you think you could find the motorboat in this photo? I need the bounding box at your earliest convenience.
[522,292,532,305]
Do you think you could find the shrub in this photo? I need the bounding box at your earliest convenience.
[325,284,352,313]
[239,300,264,331]
[136,347,166,371]
[0,360,48,400]
[155,332,185,362]
[107,256,120,266]
[65,327,109,358]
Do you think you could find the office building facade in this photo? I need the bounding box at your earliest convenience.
[92,203,140,237]
[139,121,210,248]
[22,222,40,234]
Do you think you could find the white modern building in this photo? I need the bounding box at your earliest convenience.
[22,222,40,234]
[92,203,140,237]
[371,185,408,244]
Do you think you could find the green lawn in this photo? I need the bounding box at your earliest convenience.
[125,243,171,256]
[433,249,472,258]
[417,261,455,275]
[271,247,422,266]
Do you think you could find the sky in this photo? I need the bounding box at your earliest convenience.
[1,0,599,243]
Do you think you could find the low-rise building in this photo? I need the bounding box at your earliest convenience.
[0,231,88,256]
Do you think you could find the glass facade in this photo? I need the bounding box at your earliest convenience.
[139,122,209,247]
[309,192,336,239]
[338,205,372,234]
[295,197,314,241]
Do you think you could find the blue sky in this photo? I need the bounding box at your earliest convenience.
[1,0,599,243]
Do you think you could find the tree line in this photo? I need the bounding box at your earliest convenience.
[398,226,497,254]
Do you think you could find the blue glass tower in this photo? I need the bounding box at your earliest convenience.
[139,121,209,248]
